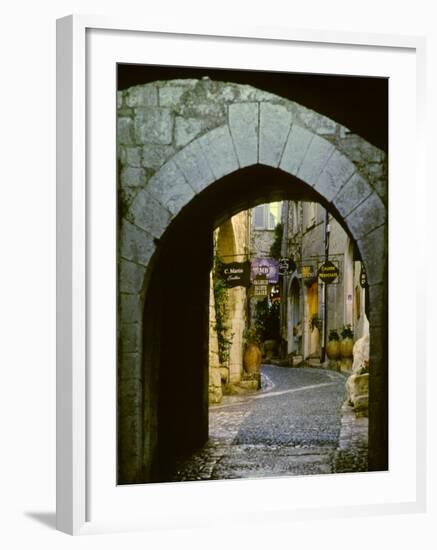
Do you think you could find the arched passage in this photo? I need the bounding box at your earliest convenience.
[117,80,387,483]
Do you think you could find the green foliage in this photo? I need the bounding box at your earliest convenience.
[341,324,354,339]
[309,314,321,332]
[254,298,280,341]
[212,256,234,366]
[328,329,340,341]
[269,223,283,259]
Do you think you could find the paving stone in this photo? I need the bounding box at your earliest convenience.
[162,366,368,482]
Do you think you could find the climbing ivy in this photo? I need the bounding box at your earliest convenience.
[269,222,283,259]
[212,256,234,366]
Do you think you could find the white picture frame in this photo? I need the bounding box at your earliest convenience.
[56,14,427,535]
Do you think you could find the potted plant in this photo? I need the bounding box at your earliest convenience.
[326,328,340,360]
[340,324,354,359]
[242,327,262,374]
[254,298,280,359]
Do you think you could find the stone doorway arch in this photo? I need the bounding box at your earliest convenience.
[117,79,387,484]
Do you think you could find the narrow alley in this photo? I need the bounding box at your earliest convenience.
[165,366,368,482]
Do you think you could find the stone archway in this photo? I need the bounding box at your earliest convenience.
[117,79,387,483]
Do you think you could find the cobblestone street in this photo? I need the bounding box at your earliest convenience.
[165,366,368,482]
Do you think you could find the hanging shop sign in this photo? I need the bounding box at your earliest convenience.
[298,264,315,279]
[278,257,297,275]
[221,261,251,288]
[360,264,368,288]
[251,257,279,283]
[252,275,268,297]
[318,260,339,283]
[270,283,281,302]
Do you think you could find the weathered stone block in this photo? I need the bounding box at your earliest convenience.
[356,225,387,286]
[345,192,387,241]
[173,139,214,193]
[146,159,195,215]
[197,125,239,180]
[127,188,172,239]
[297,134,335,186]
[228,102,259,168]
[159,86,187,107]
[295,104,338,135]
[134,107,174,145]
[338,133,386,166]
[120,219,156,266]
[119,259,146,293]
[120,146,142,167]
[279,124,313,176]
[315,151,357,203]
[118,117,134,145]
[142,144,175,170]
[125,85,158,108]
[119,323,142,353]
[332,172,373,218]
[117,91,124,109]
[259,103,292,167]
[174,116,204,147]
[120,166,145,188]
[118,353,142,381]
[119,293,143,325]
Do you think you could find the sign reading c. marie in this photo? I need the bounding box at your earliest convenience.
[222,261,251,288]
[318,260,339,283]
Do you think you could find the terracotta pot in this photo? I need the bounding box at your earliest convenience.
[243,343,262,374]
[326,339,340,360]
[340,337,354,359]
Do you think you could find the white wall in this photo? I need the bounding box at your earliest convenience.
[0,0,435,547]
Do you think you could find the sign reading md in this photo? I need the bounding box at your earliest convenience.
[250,258,279,284]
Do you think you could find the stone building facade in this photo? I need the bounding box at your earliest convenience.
[280,200,369,369]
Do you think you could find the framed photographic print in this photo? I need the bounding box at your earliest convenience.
[56,15,426,535]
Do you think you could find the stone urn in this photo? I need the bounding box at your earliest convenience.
[326,339,340,360]
[263,339,277,359]
[340,337,354,359]
[243,343,262,374]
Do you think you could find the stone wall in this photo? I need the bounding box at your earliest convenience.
[117,78,388,482]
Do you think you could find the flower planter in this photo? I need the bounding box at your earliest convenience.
[243,343,262,374]
[326,339,340,360]
[340,337,354,359]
